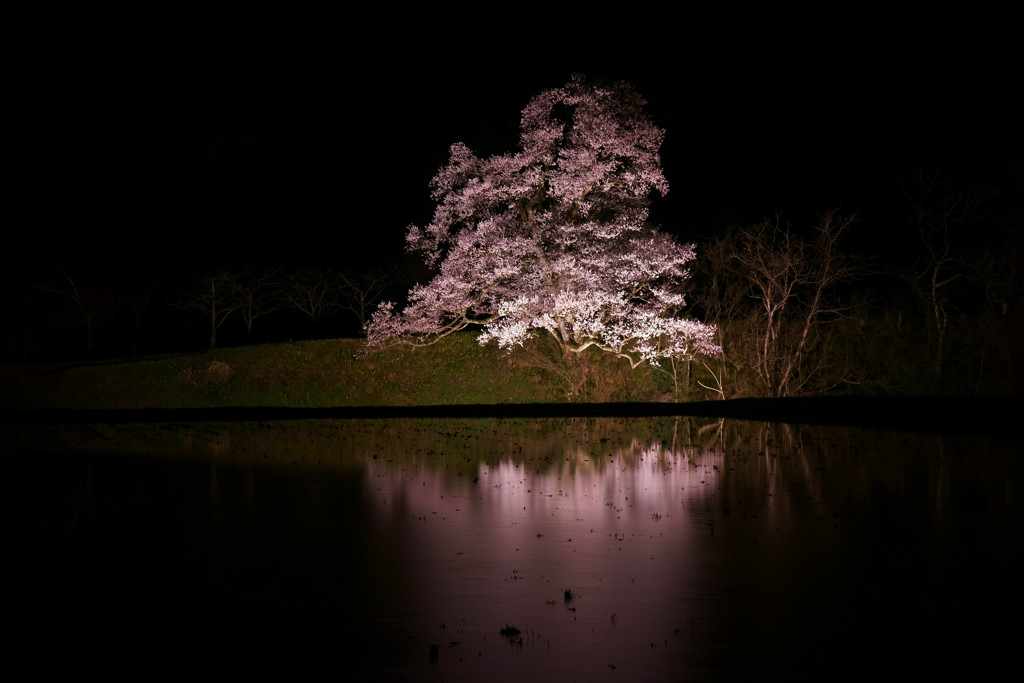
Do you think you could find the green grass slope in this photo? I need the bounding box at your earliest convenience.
[0,334,597,410]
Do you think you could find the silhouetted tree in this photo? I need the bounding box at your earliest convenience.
[900,167,985,374]
[338,267,394,334]
[114,269,163,355]
[32,265,119,353]
[172,268,242,349]
[284,266,342,335]
[234,265,284,339]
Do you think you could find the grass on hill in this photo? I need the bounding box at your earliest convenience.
[0,332,674,410]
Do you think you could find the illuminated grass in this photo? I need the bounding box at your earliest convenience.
[0,332,668,409]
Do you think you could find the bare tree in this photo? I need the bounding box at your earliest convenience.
[32,265,118,353]
[284,266,342,333]
[699,211,865,397]
[901,167,985,374]
[691,233,749,398]
[172,268,242,349]
[118,276,158,355]
[339,267,394,333]
[234,265,284,339]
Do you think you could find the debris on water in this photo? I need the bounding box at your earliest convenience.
[500,624,524,647]
[564,588,575,602]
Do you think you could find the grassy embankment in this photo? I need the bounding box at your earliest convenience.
[4,333,1021,436]
[0,332,669,410]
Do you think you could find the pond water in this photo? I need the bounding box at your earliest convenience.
[3,416,1021,680]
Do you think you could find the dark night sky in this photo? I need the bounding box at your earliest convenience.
[11,27,1021,273]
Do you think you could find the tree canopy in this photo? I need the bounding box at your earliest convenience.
[366,75,719,368]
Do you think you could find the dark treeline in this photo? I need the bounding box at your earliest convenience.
[687,165,1023,397]
[4,165,1021,398]
[0,261,420,362]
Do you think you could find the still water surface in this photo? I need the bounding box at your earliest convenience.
[4,416,1021,680]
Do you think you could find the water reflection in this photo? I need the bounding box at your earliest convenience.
[3,417,1021,680]
[359,421,726,681]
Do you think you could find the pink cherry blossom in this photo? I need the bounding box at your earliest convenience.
[367,75,720,368]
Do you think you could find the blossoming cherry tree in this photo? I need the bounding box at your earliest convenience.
[367,75,719,368]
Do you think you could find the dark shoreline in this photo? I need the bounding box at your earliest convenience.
[1,396,1019,436]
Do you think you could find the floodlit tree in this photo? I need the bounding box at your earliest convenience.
[366,75,719,370]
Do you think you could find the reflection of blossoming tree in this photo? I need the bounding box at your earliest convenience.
[366,75,719,373]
